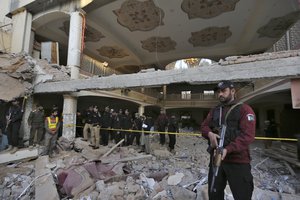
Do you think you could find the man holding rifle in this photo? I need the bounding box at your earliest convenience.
[201,81,256,200]
[5,99,23,153]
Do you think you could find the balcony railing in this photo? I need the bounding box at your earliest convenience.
[166,93,218,101]
[80,54,119,77]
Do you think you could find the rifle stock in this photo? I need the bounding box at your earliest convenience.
[210,124,226,193]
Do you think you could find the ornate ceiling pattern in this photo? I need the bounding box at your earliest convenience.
[257,11,300,38]
[33,0,300,73]
[181,0,240,19]
[113,0,164,31]
[188,26,232,47]
[141,36,177,53]
[60,21,105,42]
[97,46,129,58]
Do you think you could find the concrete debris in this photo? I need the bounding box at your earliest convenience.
[1,135,300,199]
[0,147,38,164]
[35,156,59,200]
[219,49,300,66]
[0,161,35,200]
[167,172,184,185]
[0,53,69,102]
[139,68,156,73]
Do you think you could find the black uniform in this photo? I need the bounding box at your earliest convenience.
[132,116,143,145]
[156,113,168,145]
[101,110,112,146]
[112,113,121,143]
[168,116,178,150]
[6,105,23,147]
[121,113,132,145]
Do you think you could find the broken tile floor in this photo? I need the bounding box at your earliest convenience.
[0,134,299,200]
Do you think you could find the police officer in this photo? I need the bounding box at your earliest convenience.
[28,104,45,147]
[90,106,101,149]
[156,109,168,145]
[201,81,256,200]
[168,114,178,153]
[44,109,60,157]
[5,99,23,153]
[82,106,94,141]
[100,106,112,146]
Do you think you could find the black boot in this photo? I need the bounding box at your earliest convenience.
[138,145,145,153]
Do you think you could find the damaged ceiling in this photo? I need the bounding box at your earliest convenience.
[31,0,300,73]
[0,53,70,102]
[0,54,34,102]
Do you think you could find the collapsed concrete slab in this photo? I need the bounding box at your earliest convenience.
[0,148,38,164]
[34,50,300,93]
[0,53,69,101]
[35,156,60,200]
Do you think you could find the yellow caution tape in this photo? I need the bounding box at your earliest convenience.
[254,136,297,142]
[64,124,298,142]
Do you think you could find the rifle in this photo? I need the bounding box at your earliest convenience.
[21,96,28,113]
[210,124,226,193]
[5,110,12,132]
[209,102,242,193]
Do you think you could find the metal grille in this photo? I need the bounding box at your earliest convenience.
[290,20,300,50]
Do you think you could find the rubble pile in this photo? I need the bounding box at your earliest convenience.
[0,135,299,200]
[49,136,211,200]
[0,163,35,200]
[251,142,300,196]
[0,54,34,101]
[0,53,70,102]
[33,59,70,83]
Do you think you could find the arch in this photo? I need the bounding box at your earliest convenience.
[32,10,70,30]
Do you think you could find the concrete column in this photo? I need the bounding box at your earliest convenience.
[62,11,84,140]
[62,94,77,141]
[11,9,33,54]
[291,78,300,109]
[20,96,33,145]
[163,85,167,100]
[67,11,84,79]
[138,105,145,116]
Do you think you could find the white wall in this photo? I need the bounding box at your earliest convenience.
[0,0,12,53]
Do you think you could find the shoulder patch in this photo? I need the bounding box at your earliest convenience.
[246,114,255,121]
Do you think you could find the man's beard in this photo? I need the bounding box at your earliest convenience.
[219,94,233,104]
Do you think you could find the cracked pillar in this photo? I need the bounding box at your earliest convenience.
[62,11,84,140]
[11,9,33,54]
[62,94,77,141]
[20,96,33,144]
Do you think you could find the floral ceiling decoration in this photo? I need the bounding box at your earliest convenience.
[188,26,232,47]
[97,46,129,58]
[257,11,300,38]
[114,0,164,31]
[181,0,240,19]
[141,36,177,52]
